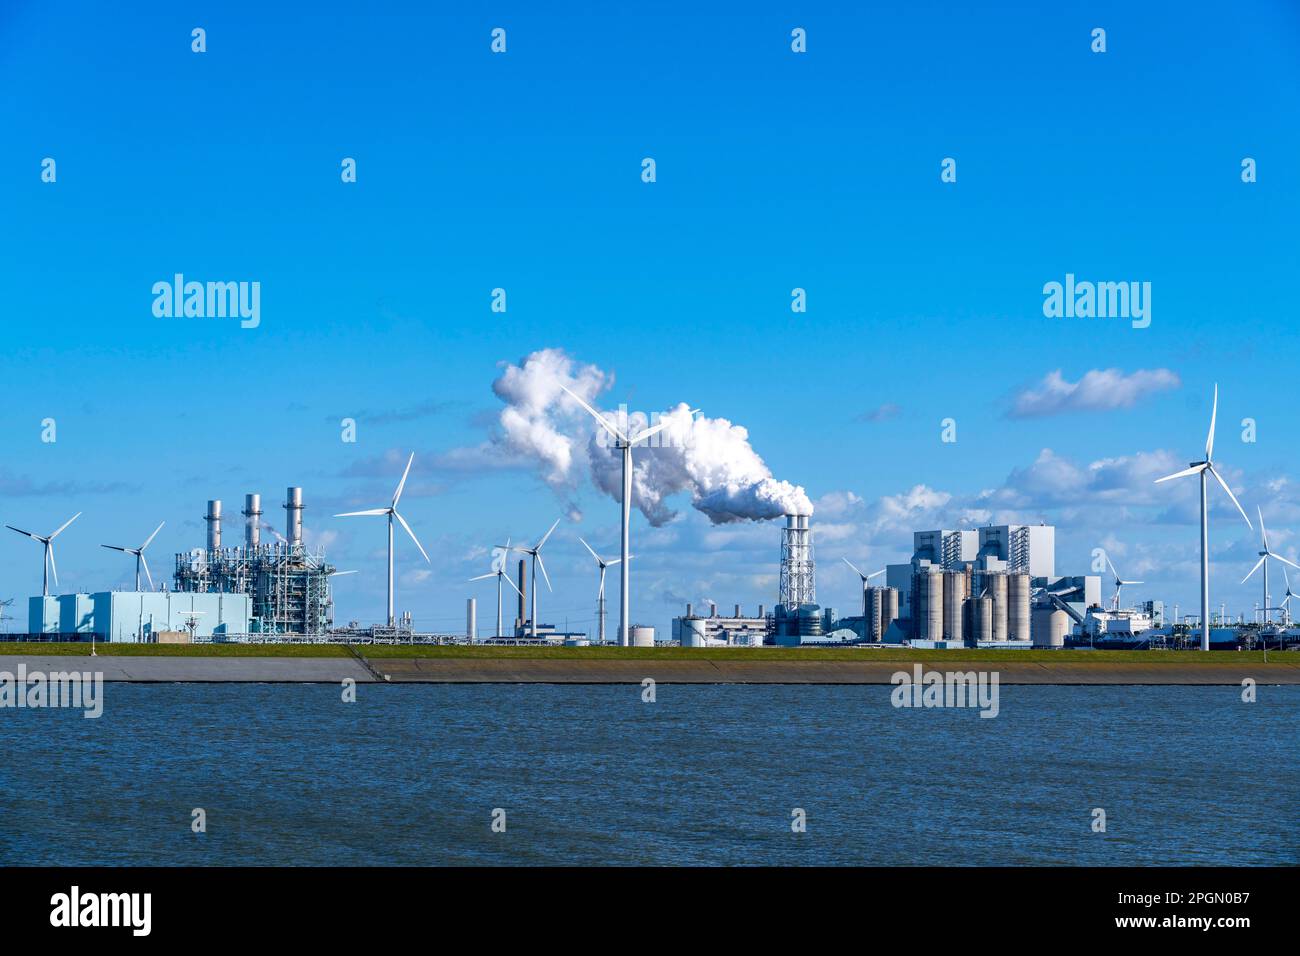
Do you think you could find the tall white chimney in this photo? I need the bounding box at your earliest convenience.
[205,500,222,551]
[285,487,304,549]
[242,493,262,548]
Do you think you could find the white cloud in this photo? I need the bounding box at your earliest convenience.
[1009,368,1180,418]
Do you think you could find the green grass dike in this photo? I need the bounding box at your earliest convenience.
[0,642,1292,664]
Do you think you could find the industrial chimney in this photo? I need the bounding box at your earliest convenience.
[779,513,816,608]
[205,500,222,551]
[284,487,304,549]
[242,493,262,549]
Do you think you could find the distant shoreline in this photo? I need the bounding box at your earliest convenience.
[0,648,1296,685]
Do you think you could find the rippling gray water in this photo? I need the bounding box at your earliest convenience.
[0,683,1294,865]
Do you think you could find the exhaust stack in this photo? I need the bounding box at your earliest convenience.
[285,487,304,549]
[205,500,222,551]
[242,493,262,548]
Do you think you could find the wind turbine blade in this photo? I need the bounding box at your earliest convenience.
[502,572,524,598]
[868,569,886,579]
[469,573,497,582]
[1271,553,1300,572]
[334,508,389,517]
[141,555,154,591]
[606,557,623,567]
[393,510,430,563]
[141,520,165,550]
[1258,507,1269,551]
[1241,555,1266,584]
[1128,580,1144,586]
[1205,383,1218,461]
[536,518,561,551]
[101,544,128,553]
[1286,567,1292,591]
[1104,554,1118,578]
[5,525,36,539]
[578,536,601,563]
[392,452,415,507]
[48,545,58,587]
[558,383,627,444]
[49,512,81,540]
[841,556,866,580]
[330,569,359,576]
[536,552,552,591]
[1207,464,1252,530]
[1154,464,1206,483]
[630,418,672,445]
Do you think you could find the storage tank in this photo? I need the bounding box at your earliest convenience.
[967,594,993,643]
[987,572,1009,642]
[630,625,655,647]
[680,617,709,647]
[797,604,823,637]
[882,587,899,639]
[1032,607,1070,647]
[912,567,943,641]
[942,570,968,643]
[1008,573,1031,642]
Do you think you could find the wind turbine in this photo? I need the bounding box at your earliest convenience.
[469,540,523,638]
[513,520,560,638]
[1240,506,1299,625]
[580,537,631,645]
[1104,555,1143,611]
[1279,568,1297,627]
[334,452,430,626]
[6,512,81,597]
[560,383,694,646]
[1153,384,1253,651]
[101,521,165,591]
[842,557,884,639]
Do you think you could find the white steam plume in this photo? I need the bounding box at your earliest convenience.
[491,349,811,526]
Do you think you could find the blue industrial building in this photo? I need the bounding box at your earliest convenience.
[26,591,251,642]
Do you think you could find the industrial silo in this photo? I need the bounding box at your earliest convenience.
[882,587,899,639]
[680,617,708,647]
[1008,573,1031,643]
[967,594,993,644]
[912,567,943,641]
[987,572,1009,642]
[1032,607,1069,647]
[942,570,968,643]
[630,625,655,647]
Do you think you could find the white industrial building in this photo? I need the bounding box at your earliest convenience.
[673,603,770,647]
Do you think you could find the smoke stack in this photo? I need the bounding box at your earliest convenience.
[242,493,262,548]
[686,603,693,618]
[284,487,304,549]
[710,603,717,618]
[779,513,816,608]
[517,558,527,626]
[758,604,765,618]
[735,603,741,618]
[205,500,222,551]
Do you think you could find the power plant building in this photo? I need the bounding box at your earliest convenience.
[27,590,252,642]
[674,603,770,647]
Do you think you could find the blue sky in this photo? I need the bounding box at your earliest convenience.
[2,1,1299,634]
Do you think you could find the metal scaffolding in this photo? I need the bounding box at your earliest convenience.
[174,541,336,635]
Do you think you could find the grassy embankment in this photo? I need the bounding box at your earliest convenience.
[0,642,1291,664]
